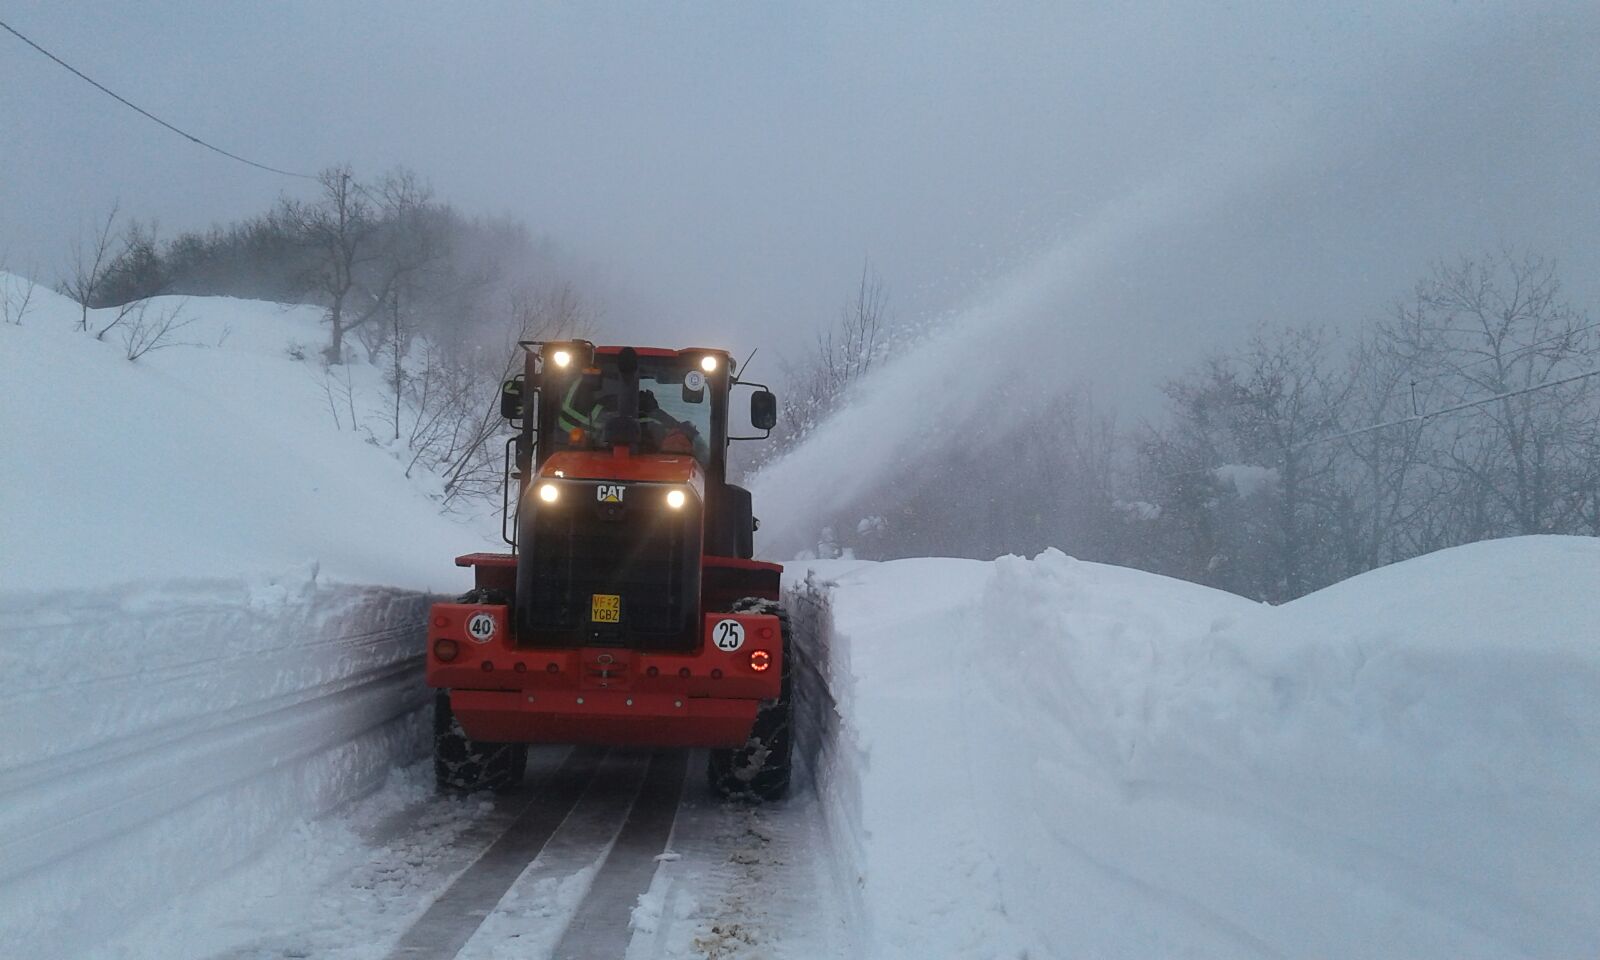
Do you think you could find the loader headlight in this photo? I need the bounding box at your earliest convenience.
[551,348,572,368]
[699,355,719,373]
[537,482,560,503]
[665,488,687,510]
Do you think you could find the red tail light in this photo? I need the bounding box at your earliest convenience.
[434,639,459,662]
[750,650,771,672]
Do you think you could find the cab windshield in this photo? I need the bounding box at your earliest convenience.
[550,354,714,464]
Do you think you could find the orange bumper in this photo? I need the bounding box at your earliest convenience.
[449,688,759,747]
[425,603,782,749]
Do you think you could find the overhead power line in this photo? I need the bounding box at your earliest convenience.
[1154,364,1599,482]
[0,17,316,180]
[1296,365,1600,451]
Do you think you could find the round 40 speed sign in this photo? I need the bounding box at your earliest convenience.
[466,612,496,643]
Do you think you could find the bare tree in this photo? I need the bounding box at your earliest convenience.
[284,166,376,363]
[1384,253,1596,538]
[287,166,448,366]
[1339,325,1440,568]
[401,283,589,507]
[1134,326,1352,600]
[770,260,890,458]
[62,202,122,331]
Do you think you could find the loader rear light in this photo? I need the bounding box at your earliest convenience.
[750,650,771,672]
[433,639,459,662]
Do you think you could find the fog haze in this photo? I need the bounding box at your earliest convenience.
[3,1,1597,412]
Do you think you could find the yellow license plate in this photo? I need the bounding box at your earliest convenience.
[591,594,621,623]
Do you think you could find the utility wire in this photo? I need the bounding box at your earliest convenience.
[0,18,316,180]
[1153,364,1599,481]
[1293,365,1600,450]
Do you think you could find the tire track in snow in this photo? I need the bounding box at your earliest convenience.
[548,749,688,959]
[386,749,687,960]
[385,747,606,959]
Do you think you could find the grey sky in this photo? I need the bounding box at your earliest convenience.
[3,1,1596,411]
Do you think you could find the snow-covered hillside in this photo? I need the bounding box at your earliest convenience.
[0,279,492,592]
[796,536,1600,959]
[0,280,490,957]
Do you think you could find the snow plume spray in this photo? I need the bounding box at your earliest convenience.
[746,4,1531,560]
[748,111,1312,559]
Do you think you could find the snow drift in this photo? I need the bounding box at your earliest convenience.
[795,536,1600,958]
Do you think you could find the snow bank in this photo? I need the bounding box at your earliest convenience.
[1,280,490,955]
[0,571,432,958]
[795,536,1600,958]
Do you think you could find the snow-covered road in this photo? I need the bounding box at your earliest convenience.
[93,747,848,960]
[0,572,850,960]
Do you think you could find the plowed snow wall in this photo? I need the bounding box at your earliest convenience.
[0,573,434,958]
[785,576,868,943]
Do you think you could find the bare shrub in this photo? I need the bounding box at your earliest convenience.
[403,283,589,507]
[122,301,196,361]
[2,268,36,325]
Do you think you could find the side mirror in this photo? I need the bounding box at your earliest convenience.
[499,378,523,420]
[750,390,778,431]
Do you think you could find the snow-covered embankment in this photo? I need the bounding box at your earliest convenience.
[793,536,1600,959]
[0,573,431,956]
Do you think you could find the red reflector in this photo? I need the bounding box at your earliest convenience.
[711,668,723,679]
[433,616,447,628]
[760,626,773,639]
[750,650,771,672]
[547,662,560,673]
[679,667,691,679]
[481,661,494,672]
[433,639,459,662]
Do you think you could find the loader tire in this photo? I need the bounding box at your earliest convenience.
[434,690,526,794]
[708,597,793,802]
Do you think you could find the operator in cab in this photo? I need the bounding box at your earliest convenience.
[555,377,709,462]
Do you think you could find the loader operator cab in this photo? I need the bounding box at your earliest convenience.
[552,361,713,464]
[502,340,778,562]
